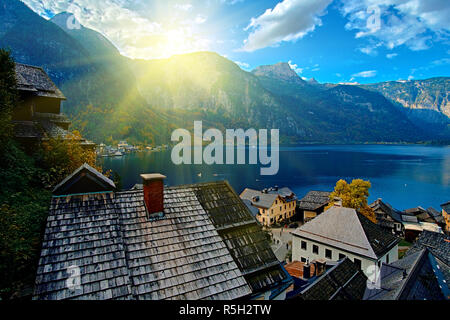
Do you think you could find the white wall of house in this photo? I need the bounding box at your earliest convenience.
[292,235,398,278]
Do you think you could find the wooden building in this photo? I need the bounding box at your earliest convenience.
[297,191,331,223]
[370,199,404,236]
[13,63,94,149]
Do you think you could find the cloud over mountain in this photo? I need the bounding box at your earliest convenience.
[241,0,332,52]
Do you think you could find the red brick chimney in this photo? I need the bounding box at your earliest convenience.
[141,174,166,216]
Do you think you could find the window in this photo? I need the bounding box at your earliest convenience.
[325,249,332,259]
[354,258,362,270]
[339,254,346,260]
[301,241,307,250]
[301,257,307,263]
[386,254,389,264]
[313,245,319,254]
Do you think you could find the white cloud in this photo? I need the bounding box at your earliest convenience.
[241,0,333,52]
[341,0,450,52]
[288,60,304,74]
[351,70,377,80]
[234,60,250,69]
[386,53,398,59]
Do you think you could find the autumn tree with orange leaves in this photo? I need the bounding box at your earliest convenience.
[326,179,377,224]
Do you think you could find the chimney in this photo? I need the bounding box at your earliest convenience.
[333,197,343,207]
[141,174,166,217]
[303,263,311,279]
[315,259,327,277]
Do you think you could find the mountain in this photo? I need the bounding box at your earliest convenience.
[0,1,170,145]
[1,0,448,145]
[361,78,450,137]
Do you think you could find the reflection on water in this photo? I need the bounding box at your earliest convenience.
[99,145,450,210]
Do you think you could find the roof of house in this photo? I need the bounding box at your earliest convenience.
[406,231,450,267]
[240,189,279,209]
[34,167,290,300]
[370,199,403,224]
[404,207,435,223]
[297,258,367,300]
[441,201,450,213]
[427,207,444,225]
[297,191,331,211]
[15,63,66,100]
[292,206,400,260]
[242,199,260,217]
[364,248,448,300]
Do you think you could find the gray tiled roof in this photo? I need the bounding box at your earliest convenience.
[297,191,331,211]
[240,189,278,209]
[292,207,400,260]
[406,231,450,267]
[34,173,288,300]
[15,63,66,99]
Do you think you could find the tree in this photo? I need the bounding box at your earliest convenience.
[0,48,17,145]
[326,179,377,223]
[39,131,100,187]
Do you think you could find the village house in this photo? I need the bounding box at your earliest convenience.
[33,164,293,300]
[13,63,94,149]
[370,199,404,236]
[291,206,401,278]
[401,214,443,243]
[297,191,331,223]
[365,231,450,300]
[240,187,297,227]
[441,201,450,234]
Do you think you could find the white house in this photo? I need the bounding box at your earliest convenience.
[291,206,400,278]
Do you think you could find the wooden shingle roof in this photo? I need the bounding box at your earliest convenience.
[34,169,289,300]
[297,191,331,211]
[15,63,66,99]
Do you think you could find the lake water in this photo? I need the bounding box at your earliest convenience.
[99,145,450,211]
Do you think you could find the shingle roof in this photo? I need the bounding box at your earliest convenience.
[406,231,450,267]
[34,169,289,300]
[15,63,66,99]
[34,192,133,300]
[297,191,331,211]
[292,207,400,260]
[426,207,444,225]
[297,258,367,300]
[370,199,403,224]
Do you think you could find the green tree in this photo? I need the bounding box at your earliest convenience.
[327,179,377,223]
[39,131,100,187]
[0,48,17,145]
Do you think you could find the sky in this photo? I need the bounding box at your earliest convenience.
[21,0,450,84]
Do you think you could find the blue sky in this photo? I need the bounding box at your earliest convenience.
[21,0,450,84]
